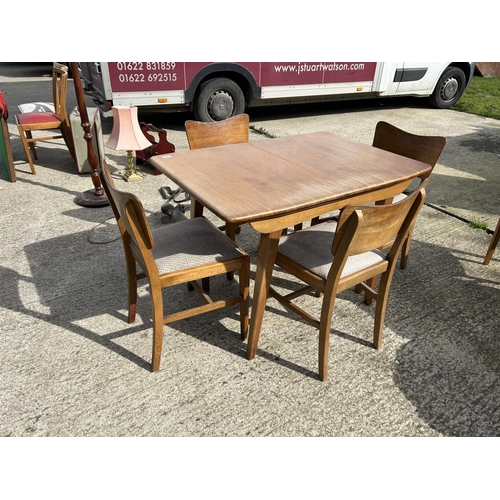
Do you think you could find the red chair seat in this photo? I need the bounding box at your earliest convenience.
[15,63,75,174]
[16,111,61,125]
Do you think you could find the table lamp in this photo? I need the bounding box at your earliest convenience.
[105,106,151,182]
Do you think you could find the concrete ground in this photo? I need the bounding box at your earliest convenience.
[1,64,499,440]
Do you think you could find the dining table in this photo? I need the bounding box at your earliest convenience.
[150,131,432,361]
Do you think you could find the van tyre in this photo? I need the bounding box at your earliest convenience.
[193,77,245,122]
[429,66,467,109]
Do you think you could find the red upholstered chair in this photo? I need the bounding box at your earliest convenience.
[15,63,75,174]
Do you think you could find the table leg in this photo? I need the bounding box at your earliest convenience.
[246,229,282,360]
[191,197,204,218]
[189,197,209,291]
[225,222,237,281]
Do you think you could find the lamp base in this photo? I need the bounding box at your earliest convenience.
[122,169,144,182]
[75,189,110,207]
[122,150,145,182]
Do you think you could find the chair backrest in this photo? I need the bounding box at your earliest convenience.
[52,62,69,121]
[333,178,429,260]
[100,159,155,254]
[185,113,249,150]
[372,121,446,169]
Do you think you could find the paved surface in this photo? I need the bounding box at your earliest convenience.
[1,63,499,438]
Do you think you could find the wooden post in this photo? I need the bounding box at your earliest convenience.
[71,62,108,207]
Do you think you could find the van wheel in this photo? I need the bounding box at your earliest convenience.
[429,67,467,109]
[193,77,245,122]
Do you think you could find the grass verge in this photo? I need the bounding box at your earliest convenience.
[451,76,500,120]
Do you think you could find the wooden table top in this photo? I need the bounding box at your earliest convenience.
[150,132,432,225]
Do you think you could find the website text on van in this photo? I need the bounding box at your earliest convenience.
[79,62,475,122]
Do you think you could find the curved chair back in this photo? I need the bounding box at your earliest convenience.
[100,159,155,252]
[372,121,446,170]
[185,113,249,150]
[334,179,427,259]
[370,121,446,269]
[52,63,70,122]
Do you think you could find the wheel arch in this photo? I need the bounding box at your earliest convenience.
[447,62,475,86]
[185,63,261,105]
[428,63,473,109]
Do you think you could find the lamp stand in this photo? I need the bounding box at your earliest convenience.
[122,150,144,182]
[70,62,109,208]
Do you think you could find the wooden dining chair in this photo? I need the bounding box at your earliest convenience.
[100,159,250,372]
[309,121,446,270]
[483,217,500,265]
[268,178,428,381]
[184,113,250,241]
[185,113,249,149]
[369,121,446,268]
[15,63,76,174]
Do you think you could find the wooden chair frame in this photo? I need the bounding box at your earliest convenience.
[369,121,446,268]
[184,113,250,241]
[269,178,428,381]
[310,121,446,270]
[185,113,249,150]
[100,160,250,372]
[15,63,75,174]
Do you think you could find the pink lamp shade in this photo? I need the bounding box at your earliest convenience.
[105,106,152,151]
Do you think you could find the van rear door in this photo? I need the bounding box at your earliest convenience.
[80,63,109,109]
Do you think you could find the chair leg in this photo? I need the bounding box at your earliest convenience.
[239,258,250,340]
[128,274,138,324]
[363,277,378,305]
[373,275,392,349]
[188,278,210,292]
[373,304,388,349]
[26,131,37,160]
[202,278,210,292]
[400,233,412,269]
[125,254,138,323]
[17,128,37,174]
[318,291,337,381]
[61,124,76,159]
[150,283,164,372]
[484,217,500,265]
